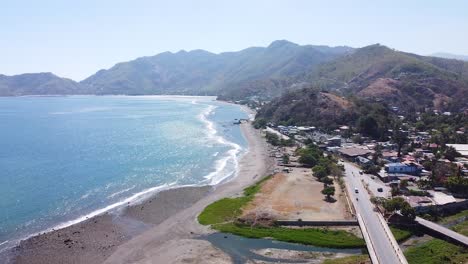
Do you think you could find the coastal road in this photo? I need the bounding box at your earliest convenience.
[341,162,408,264]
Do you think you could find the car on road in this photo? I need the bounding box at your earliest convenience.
[359,171,363,175]
[354,188,359,193]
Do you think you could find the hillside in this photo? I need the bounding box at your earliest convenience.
[0,73,86,96]
[256,88,355,128]
[81,40,353,97]
[306,44,468,111]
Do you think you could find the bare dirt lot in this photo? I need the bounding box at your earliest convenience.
[242,168,352,221]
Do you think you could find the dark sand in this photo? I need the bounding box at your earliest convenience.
[5,186,212,264]
[4,120,272,264]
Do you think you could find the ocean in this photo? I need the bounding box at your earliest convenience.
[0,95,248,251]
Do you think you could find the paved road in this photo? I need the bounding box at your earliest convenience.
[341,162,407,264]
[360,172,391,198]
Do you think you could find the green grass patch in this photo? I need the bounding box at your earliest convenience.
[198,175,272,225]
[451,220,468,236]
[390,226,414,242]
[323,255,370,264]
[214,223,365,249]
[402,210,468,263]
[405,238,468,264]
[198,174,365,249]
[438,210,468,225]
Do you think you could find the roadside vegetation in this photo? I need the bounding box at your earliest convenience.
[405,239,468,264]
[390,226,414,242]
[403,210,468,264]
[198,174,365,248]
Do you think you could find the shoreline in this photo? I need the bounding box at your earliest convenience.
[0,97,244,254]
[5,120,273,264]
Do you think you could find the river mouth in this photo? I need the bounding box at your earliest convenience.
[199,232,363,264]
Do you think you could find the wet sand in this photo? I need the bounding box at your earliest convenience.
[5,121,273,264]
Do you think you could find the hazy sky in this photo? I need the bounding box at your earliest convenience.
[1,0,467,80]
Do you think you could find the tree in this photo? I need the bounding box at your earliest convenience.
[392,128,409,157]
[357,115,379,139]
[313,165,328,179]
[445,176,468,197]
[383,197,406,213]
[253,118,267,129]
[399,179,409,189]
[370,196,387,206]
[265,132,280,146]
[352,134,364,144]
[444,146,461,162]
[320,176,333,185]
[282,154,290,164]
[321,186,335,201]
[297,145,322,167]
[401,203,416,220]
[390,185,400,197]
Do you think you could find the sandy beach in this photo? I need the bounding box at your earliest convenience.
[5,120,273,264]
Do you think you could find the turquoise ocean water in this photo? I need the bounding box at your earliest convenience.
[0,96,248,251]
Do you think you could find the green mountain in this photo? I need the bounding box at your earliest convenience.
[0,73,86,96]
[305,44,468,111]
[81,40,352,96]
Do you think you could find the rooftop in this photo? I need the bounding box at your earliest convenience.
[338,147,373,157]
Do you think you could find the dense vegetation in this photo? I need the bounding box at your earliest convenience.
[216,223,365,249]
[405,238,468,264]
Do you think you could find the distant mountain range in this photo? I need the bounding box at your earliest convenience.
[81,40,352,96]
[431,52,468,62]
[1,40,468,112]
[0,41,352,97]
[0,73,85,96]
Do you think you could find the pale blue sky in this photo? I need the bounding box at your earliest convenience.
[1,0,467,80]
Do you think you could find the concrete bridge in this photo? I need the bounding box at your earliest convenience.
[415,216,468,247]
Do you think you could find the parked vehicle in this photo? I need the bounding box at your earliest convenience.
[354,188,359,193]
[377,188,383,192]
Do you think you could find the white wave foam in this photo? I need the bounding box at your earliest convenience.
[51,182,176,231]
[50,107,111,115]
[195,102,243,185]
[107,185,136,199]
